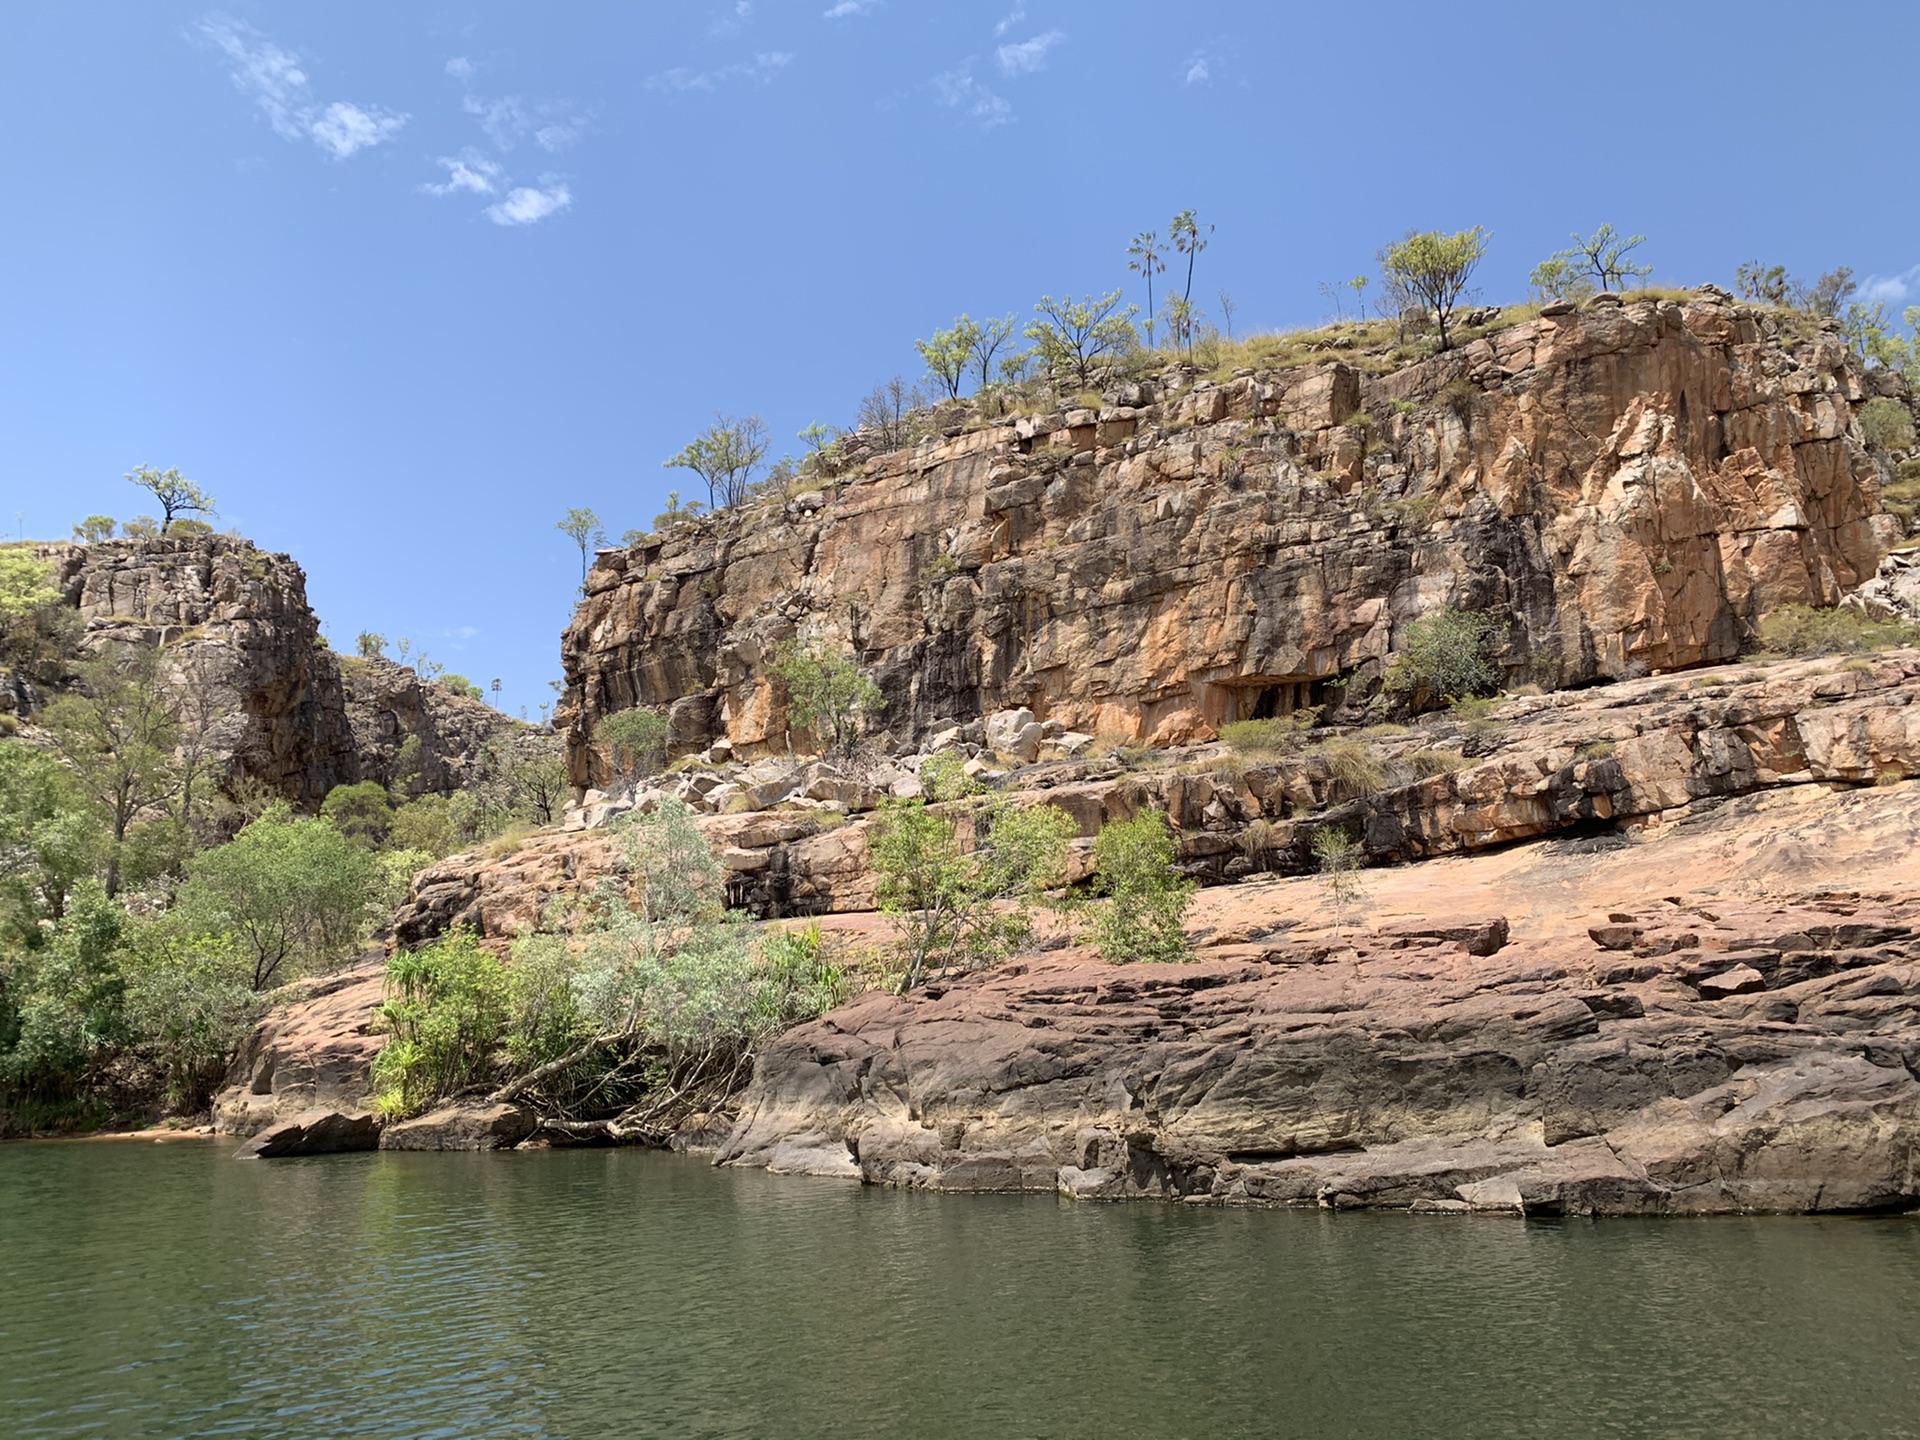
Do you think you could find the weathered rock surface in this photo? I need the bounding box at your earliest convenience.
[213,957,385,1135]
[560,296,1901,778]
[719,783,1920,1214]
[379,1102,536,1151]
[233,1107,382,1159]
[9,536,518,807]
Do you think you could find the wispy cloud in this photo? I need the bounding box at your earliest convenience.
[709,1,753,38]
[1184,55,1210,84]
[198,17,406,159]
[992,5,1026,37]
[824,0,880,14]
[646,51,793,91]
[932,63,1011,129]
[1860,265,1920,309]
[459,93,585,153]
[487,182,572,227]
[996,28,1063,76]
[445,55,476,82]
[421,150,502,197]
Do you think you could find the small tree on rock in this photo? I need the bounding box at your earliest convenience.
[556,508,606,589]
[1025,291,1139,387]
[125,466,215,534]
[1089,809,1194,964]
[664,414,769,512]
[1553,225,1651,294]
[596,707,670,784]
[770,640,883,757]
[916,316,983,401]
[1378,228,1490,352]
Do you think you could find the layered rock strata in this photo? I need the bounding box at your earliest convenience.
[560,294,1903,781]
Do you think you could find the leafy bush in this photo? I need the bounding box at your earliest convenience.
[321,781,393,847]
[1089,810,1194,964]
[1859,398,1916,452]
[1304,739,1388,801]
[1310,826,1365,929]
[770,641,883,756]
[597,707,671,782]
[1386,609,1502,707]
[1755,605,1920,657]
[371,928,512,1118]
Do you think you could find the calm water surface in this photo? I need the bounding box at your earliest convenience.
[3,1140,1918,1439]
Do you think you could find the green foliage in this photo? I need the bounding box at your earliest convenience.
[597,707,671,782]
[1089,810,1194,964]
[869,793,1074,992]
[1310,826,1365,930]
[1128,229,1167,347]
[1753,605,1920,658]
[1735,261,1790,307]
[389,794,456,857]
[1528,256,1591,304]
[1860,398,1916,452]
[1219,712,1319,754]
[1548,225,1650,294]
[0,742,97,935]
[1385,609,1502,708]
[1304,739,1388,801]
[175,806,377,989]
[121,924,258,1110]
[0,884,130,1108]
[437,672,483,701]
[124,465,215,533]
[73,515,116,542]
[918,749,979,803]
[321,781,394,847]
[917,315,983,400]
[664,414,769,511]
[556,507,606,588]
[652,490,707,531]
[0,551,60,632]
[1025,291,1140,386]
[0,550,79,678]
[371,928,512,1117]
[770,640,883,756]
[1378,227,1491,351]
[355,630,388,659]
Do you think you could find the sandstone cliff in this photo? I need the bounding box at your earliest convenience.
[7,535,514,807]
[559,292,1904,784]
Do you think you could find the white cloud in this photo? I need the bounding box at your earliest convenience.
[486,182,572,226]
[932,64,1011,128]
[198,17,406,159]
[992,5,1026,37]
[996,29,1063,76]
[462,93,584,152]
[445,55,476,82]
[1184,56,1210,84]
[421,150,503,197]
[710,1,753,38]
[824,0,879,14]
[1860,265,1920,308]
[646,51,793,91]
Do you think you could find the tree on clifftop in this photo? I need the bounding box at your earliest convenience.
[125,466,215,534]
[664,414,769,512]
[1378,228,1489,352]
[555,508,606,589]
[1025,292,1138,387]
[916,316,983,400]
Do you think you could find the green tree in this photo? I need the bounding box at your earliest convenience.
[370,927,512,1117]
[125,465,215,534]
[1860,397,1917,451]
[556,507,606,589]
[174,806,377,989]
[1128,230,1166,347]
[355,631,388,659]
[43,646,181,896]
[1528,256,1590,304]
[770,640,883,756]
[664,414,769,512]
[1386,609,1503,708]
[869,792,1074,992]
[72,515,116,542]
[1797,267,1856,318]
[0,884,130,1111]
[597,707,670,783]
[916,315,984,400]
[1169,208,1213,305]
[1735,261,1790,306]
[0,742,97,931]
[1553,225,1650,293]
[321,781,395,847]
[122,924,258,1111]
[389,794,456,857]
[1025,291,1140,386]
[967,315,1017,390]
[1378,227,1491,351]
[1310,826,1365,932]
[1089,809,1194,964]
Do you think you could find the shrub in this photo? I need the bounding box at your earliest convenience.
[1310,827,1365,930]
[1220,711,1318,753]
[1089,810,1194,964]
[371,929,512,1118]
[770,641,883,757]
[1305,739,1387,801]
[1859,398,1916,452]
[597,707,671,782]
[1754,605,1920,657]
[1386,610,1502,707]
[1409,748,1467,778]
[321,781,393,848]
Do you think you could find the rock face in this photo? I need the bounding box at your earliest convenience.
[392,650,1920,931]
[379,1102,536,1151]
[12,536,516,807]
[718,779,1920,1215]
[232,1107,382,1158]
[213,957,386,1135]
[559,295,1901,780]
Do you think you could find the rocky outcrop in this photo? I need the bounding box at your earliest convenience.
[717,779,1920,1215]
[233,1107,382,1158]
[213,957,385,1135]
[391,650,1920,933]
[559,294,1902,779]
[11,536,517,808]
[379,1102,536,1151]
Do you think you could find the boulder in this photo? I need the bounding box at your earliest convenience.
[379,1102,537,1151]
[233,1108,381,1159]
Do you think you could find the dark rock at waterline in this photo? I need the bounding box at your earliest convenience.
[233,1108,382,1159]
[379,1102,536,1151]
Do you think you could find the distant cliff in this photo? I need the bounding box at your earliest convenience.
[558,290,1906,784]
[10,535,512,807]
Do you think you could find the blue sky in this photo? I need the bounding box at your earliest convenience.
[4,1,1916,718]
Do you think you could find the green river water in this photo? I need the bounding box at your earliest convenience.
[3,1140,1919,1439]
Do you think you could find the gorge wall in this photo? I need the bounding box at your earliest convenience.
[559,292,1903,783]
[8,535,512,807]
